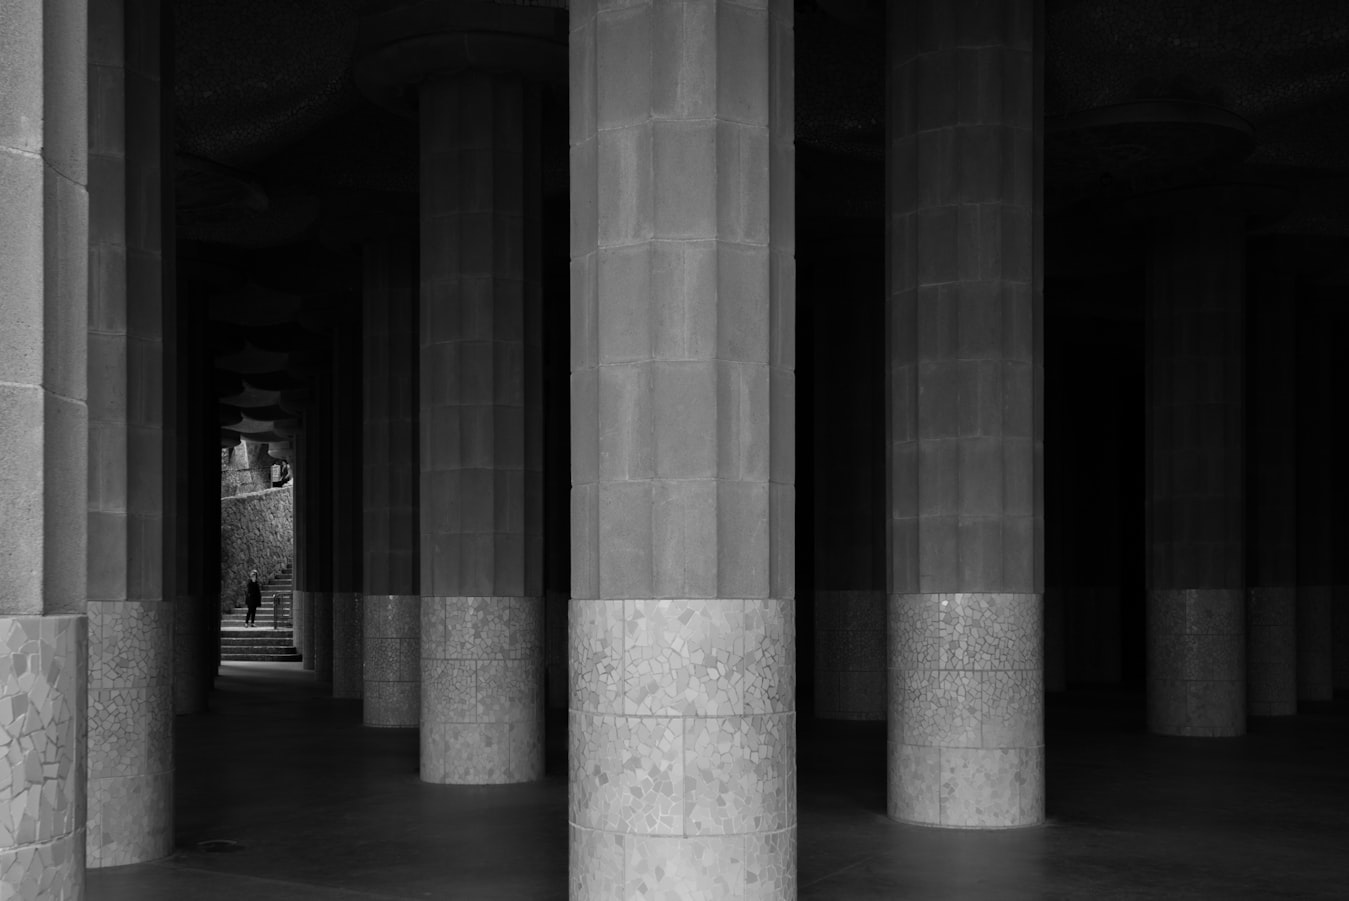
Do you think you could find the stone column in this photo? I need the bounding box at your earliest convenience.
[363,239,421,727]
[569,1,796,896]
[1336,303,1349,696]
[172,286,210,716]
[85,0,174,866]
[205,428,222,675]
[332,312,364,699]
[310,375,334,683]
[886,0,1045,827]
[293,432,312,667]
[812,241,885,721]
[1246,269,1296,715]
[1296,294,1334,702]
[173,282,214,710]
[0,0,89,894]
[1145,210,1245,737]
[418,70,546,784]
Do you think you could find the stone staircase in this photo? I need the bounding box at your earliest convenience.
[222,563,300,662]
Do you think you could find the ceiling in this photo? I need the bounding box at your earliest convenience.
[179,0,1349,447]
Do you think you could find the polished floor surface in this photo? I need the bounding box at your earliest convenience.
[90,663,1349,899]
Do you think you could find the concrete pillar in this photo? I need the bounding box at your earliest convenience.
[886,0,1045,827]
[1245,270,1296,715]
[85,0,174,866]
[363,239,421,726]
[812,240,885,720]
[569,1,797,895]
[1336,590,1349,694]
[419,71,545,784]
[1336,306,1349,696]
[205,422,222,676]
[1336,307,1349,697]
[544,238,571,714]
[310,375,334,683]
[172,268,210,717]
[294,433,312,667]
[332,312,364,699]
[1296,295,1334,702]
[1145,212,1245,737]
[0,0,90,893]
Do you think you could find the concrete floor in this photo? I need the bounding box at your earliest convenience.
[90,662,1349,899]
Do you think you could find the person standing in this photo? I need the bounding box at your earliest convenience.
[245,568,262,627]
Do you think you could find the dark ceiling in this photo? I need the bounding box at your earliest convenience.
[183,0,1349,447]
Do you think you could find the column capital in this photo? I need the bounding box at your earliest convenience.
[1249,233,1349,280]
[1121,181,1294,224]
[354,0,566,116]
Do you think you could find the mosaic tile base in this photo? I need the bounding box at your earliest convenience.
[297,591,314,670]
[333,593,364,699]
[815,590,885,721]
[0,615,87,899]
[569,710,795,837]
[887,593,1044,827]
[545,590,568,710]
[887,745,1042,828]
[172,595,206,714]
[569,598,795,718]
[421,597,543,783]
[1147,589,1244,736]
[86,771,172,868]
[1335,588,1349,692]
[87,601,174,867]
[569,826,796,901]
[1297,585,1333,701]
[1247,586,1295,717]
[312,592,334,683]
[364,594,420,727]
[0,830,84,901]
[568,597,797,896]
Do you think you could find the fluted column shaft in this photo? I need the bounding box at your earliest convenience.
[0,0,90,893]
[1246,270,1296,716]
[812,244,885,721]
[84,0,174,866]
[172,283,209,714]
[569,2,797,896]
[1296,294,1334,701]
[332,313,364,699]
[1336,305,1349,695]
[885,0,1045,828]
[294,434,312,667]
[419,72,545,784]
[363,240,422,726]
[310,375,334,683]
[1146,213,1246,736]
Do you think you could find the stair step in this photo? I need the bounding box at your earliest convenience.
[223,653,302,662]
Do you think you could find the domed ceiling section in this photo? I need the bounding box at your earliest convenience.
[175,0,361,168]
[174,0,1349,446]
[1045,0,1349,190]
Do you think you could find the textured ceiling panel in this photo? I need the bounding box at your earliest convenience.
[795,0,885,159]
[176,0,360,166]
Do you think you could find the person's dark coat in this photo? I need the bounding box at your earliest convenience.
[246,580,262,610]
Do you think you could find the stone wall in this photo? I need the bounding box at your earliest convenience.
[221,439,282,497]
[220,485,293,611]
